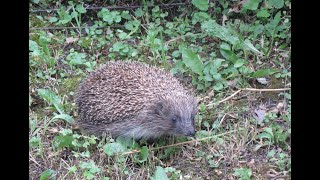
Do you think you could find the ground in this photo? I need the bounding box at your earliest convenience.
[29,1,291,179]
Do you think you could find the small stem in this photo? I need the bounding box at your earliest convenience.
[120,129,240,155]
[206,87,291,107]
[267,26,277,57]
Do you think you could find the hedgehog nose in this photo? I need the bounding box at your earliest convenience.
[187,130,195,136]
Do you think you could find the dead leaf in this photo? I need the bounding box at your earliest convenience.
[229,0,249,13]
[227,79,238,87]
[256,77,268,85]
[47,127,59,134]
[215,169,222,175]
[252,105,266,123]
[228,7,240,13]
[248,159,255,168]
[277,102,284,109]
[65,37,79,44]
[222,14,228,26]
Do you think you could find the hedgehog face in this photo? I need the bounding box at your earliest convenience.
[154,95,198,137]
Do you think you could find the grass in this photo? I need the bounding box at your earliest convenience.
[29,0,291,179]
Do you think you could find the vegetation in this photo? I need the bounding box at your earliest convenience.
[30,0,291,179]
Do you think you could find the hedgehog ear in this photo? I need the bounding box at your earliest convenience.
[155,102,164,115]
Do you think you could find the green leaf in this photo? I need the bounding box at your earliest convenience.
[57,7,72,25]
[29,136,41,147]
[273,11,282,26]
[219,44,238,63]
[220,42,231,51]
[201,20,239,45]
[268,0,284,9]
[181,47,204,75]
[191,0,209,11]
[76,4,87,13]
[150,166,169,180]
[234,168,252,179]
[213,82,223,91]
[99,9,121,25]
[103,142,126,156]
[134,8,144,17]
[195,130,211,138]
[264,127,274,137]
[234,59,246,68]
[192,12,211,24]
[256,132,273,140]
[112,42,125,52]
[111,11,121,23]
[67,52,87,65]
[54,134,74,148]
[139,146,149,162]
[37,89,64,114]
[171,50,180,58]
[29,40,39,51]
[203,121,210,128]
[243,39,263,55]
[125,20,140,31]
[209,159,219,168]
[95,29,103,34]
[31,0,40,4]
[49,17,58,23]
[116,136,140,149]
[212,73,222,80]
[40,169,56,180]
[121,11,132,20]
[204,74,213,81]
[68,166,77,173]
[267,150,276,158]
[242,0,260,11]
[250,69,278,78]
[257,9,270,18]
[52,114,74,124]
[118,32,128,39]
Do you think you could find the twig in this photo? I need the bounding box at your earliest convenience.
[243,87,291,92]
[164,33,203,46]
[131,13,147,32]
[215,89,242,105]
[121,129,239,155]
[206,87,291,107]
[29,153,41,167]
[30,3,188,13]
[217,113,237,129]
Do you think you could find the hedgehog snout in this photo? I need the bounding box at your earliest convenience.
[182,124,195,137]
[186,129,195,136]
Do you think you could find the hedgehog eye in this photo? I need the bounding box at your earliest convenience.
[171,116,178,122]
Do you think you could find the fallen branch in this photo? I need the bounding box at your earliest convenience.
[206,87,291,107]
[121,129,239,155]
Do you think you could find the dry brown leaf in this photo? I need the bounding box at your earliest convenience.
[222,14,228,26]
[253,107,266,123]
[65,37,79,44]
[257,77,268,85]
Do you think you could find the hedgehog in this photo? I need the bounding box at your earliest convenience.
[75,61,198,140]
